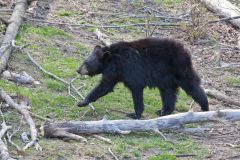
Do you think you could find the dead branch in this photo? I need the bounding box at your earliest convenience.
[0,88,41,151]
[108,148,119,160]
[208,16,240,24]
[2,70,40,85]
[24,17,180,28]
[94,28,111,46]
[201,0,240,28]
[177,127,211,133]
[0,9,13,13]
[43,109,240,136]
[93,134,112,144]
[0,123,15,160]
[0,0,30,73]
[26,51,68,84]
[205,89,240,107]
[30,112,51,121]
[25,50,96,111]
[0,112,15,160]
[214,63,240,69]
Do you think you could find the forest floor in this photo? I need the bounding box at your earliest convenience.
[0,0,240,159]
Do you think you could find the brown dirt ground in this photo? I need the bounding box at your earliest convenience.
[43,1,240,159]
[1,0,240,159]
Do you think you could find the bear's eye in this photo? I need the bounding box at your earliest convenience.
[85,58,97,66]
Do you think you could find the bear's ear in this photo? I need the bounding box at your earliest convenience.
[99,50,111,59]
[94,45,101,51]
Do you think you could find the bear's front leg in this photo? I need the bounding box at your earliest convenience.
[77,79,117,107]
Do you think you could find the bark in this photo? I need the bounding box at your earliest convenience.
[201,0,240,28]
[0,0,29,73]
[205,89,240,107]
[2,70,40,85]
[43,109,240,137]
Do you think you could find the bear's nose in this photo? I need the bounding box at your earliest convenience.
[77,65,88,75]
[76,68,81,74]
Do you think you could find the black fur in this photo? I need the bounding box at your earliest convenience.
[77,38,209,119]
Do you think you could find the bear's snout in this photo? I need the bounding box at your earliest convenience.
[77,64,89,75]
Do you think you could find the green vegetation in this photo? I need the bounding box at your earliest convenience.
[149,153,176,160]
[58,10,75,17]
[154,0,182,7]
[17,24,71,39]
[111,133,207,159]
[226,76,240,86]
[2,12,208,158]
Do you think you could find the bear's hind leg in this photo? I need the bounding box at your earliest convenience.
[180,81,209,111]
[157,87,177,116]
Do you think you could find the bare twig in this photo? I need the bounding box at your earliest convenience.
[93,134,112,144]
[177,127,211,133]
[0,9,13,12]
[108,108,131,115]
[108,148,119,160]
[208,16,240,24]
[214,63,240,69]
[30,112,51,121]
[79,108,91,119]
[175,154,197,158]
[0,123,15,160]
[25,50,96,111]
[26,51,69,84]
[94,28,111,46]
[11,40,31,50]
[188,100,195,111]
[6,131,21,151]
[6,115,23,151]
[0,108,15,160]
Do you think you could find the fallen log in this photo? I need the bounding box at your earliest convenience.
[201,0,240,28]
[0,0,30,73]
[205,89,240,107]
[43,109,240,138]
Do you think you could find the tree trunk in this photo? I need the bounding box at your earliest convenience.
[43,109,240,138]
[0,0,29,73]
[201,0,240,28]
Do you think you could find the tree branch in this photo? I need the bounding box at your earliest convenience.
[0,0,29,73]
[0,88,41,151]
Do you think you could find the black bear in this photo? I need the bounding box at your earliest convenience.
[76,38,209,119]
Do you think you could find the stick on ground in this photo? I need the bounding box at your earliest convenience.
[0,88,41,151]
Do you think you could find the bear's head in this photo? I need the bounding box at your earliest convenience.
[77,45,110,76]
